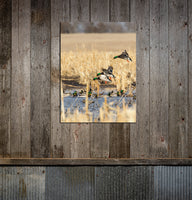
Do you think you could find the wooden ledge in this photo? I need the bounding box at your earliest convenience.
[0,158,192,166]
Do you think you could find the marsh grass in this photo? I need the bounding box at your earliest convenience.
[61,48,136,122]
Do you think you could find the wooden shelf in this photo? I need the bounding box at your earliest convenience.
[1,158,192,166]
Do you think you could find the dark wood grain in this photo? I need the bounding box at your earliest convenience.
[168,0,188,157]
[11,0,31,158]
[189,0,192,158]
[149,0,169,157]
[1,158,192,166]
[31,0,51,157]
[109,124,130,158]
[129,0,137,158]
[0,0,11,158]
[130,0,150,158]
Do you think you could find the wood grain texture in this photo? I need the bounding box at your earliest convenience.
[71,0,90,22]
[129,0,135,22]
[90,0,110,158]
[149,0,168,157]
[0,0,11,157]
[30,0,51,157]
[130,0,150,158]
[109,124,130,158]
[129,0,137,158]
[168,0,188,158]
[51,0,71,158]
[11,0,31,158]
[189,0,192,158]
[110,0,130,22]
[1,0,192,161]
[1,158,192,166]
[91,0,109,22]
[70,123,91,158]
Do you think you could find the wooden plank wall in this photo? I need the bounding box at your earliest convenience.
[0,0,191,160]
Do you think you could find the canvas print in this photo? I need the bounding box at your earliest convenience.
[61,22,136,122]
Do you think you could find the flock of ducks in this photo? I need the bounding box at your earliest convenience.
[93,50,132,83]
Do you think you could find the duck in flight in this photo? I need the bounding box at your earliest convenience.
[113,50,132,62]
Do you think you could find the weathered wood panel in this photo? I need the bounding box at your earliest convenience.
[30,0,51,157]
[71,0,90,22]
[129,0,137,158]
[1,158,192,166]
[110,0,130,22]
[168,0,188,157]
[0,0,11,157]
[70,124,91,158]
[109,124,130,158]
[11,0,31,158]
[189,0,192,158]
[51,0,71,158]
[130,0,150,158]
[1,0,192,161]
[149,0,169,157]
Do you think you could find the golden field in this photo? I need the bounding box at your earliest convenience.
[61,33,136,122]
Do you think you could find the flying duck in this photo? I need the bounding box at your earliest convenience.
[113,50,132,62]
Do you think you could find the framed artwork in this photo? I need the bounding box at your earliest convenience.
[61,22,136,123]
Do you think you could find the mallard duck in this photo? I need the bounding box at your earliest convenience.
[88,88,92,97]
[93,66,115,83]
[113,50,132,62]
[73,91,77,97]
[108,91,113,97]
[117,90,124,96]
[93,74,112,83]
[97,66,115,77]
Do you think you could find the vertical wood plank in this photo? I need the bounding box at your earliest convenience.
[71,0,90,22]
[130,0,150,158]
[130,0,135,22]
[70,0,91,158]
[51,0,71,158]
[109,124,130,158]
[70,123,91,158]
[31,0,51,157]
[129,0,137,158]
[0,0,11,157]
[110,0,130,22]
[168,0,188,157]
[90,124,110,158]
[149,0,169,157]
[109,0,130,158]
[90,0,110,158]
[11,0,31,158]
[91,0,109,22]
[189,0,192,158]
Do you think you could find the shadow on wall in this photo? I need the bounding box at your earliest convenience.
[61,22,133,33]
